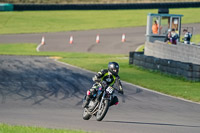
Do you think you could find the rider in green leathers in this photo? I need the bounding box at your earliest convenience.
[83,62,124,108]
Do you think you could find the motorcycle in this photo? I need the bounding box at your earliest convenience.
[82,83,122,121]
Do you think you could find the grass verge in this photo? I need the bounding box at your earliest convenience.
[0,43,200,102]
[1,8,200,34]
[0,123,88,133]
[135,44,145,52]
[191,34,200,44]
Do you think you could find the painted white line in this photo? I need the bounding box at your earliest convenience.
[36,43,42,52]
[47,57,96,74]
[49,57,200,105]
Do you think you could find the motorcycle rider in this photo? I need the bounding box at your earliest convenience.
[183,29,192,44]
[82,62,124,108]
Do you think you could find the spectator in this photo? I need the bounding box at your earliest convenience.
[164,29,171,43]
[183,29,192,44]
[171,28,179,44]
[152,20,159,34]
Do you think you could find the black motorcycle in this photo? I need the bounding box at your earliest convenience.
[82,84,122,121]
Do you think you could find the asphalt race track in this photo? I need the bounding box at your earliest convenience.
[0,27,146,54]
[1,23,200,54]
[0,55,200,133]
[0,25,200,132]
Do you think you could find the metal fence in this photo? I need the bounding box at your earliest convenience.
[13,2,200,11]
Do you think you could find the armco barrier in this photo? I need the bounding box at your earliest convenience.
[13,2,200,11]
[129,52,200,81]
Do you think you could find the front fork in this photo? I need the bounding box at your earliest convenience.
[98,91,112,110]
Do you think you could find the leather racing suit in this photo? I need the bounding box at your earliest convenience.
[83,69,123,108]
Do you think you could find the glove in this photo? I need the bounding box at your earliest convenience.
[118,86,124,95]
[118,90,124,95]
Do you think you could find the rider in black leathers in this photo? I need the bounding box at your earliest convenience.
[83,62,124,108]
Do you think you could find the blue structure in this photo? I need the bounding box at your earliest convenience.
[0,3,13,11]
[146,12,183,42]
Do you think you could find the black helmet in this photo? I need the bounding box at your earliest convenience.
[108,62,119,76]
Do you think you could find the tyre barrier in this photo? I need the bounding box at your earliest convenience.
[129,52,200,81]
[13,2,200,11]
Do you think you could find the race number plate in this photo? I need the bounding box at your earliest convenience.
[106,86,113,94]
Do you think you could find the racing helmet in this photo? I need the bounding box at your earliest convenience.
[108,62,119,76]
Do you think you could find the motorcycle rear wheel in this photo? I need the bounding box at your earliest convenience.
[96,100,109,121]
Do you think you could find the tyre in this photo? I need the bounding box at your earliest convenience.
[82,108,92,120]
[96,100,109,121]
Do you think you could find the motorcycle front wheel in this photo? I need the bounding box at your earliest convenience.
[82,108,92,120]
[96,99,109,121]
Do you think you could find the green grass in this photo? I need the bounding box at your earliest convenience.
[62,54,200,102]
[0,123,88,133]
[135,44,145,52]
[191,34,200,44]
[0,43,200,102]
[1,8,200,34]
[1,8,200,133]
[0,10,156,34]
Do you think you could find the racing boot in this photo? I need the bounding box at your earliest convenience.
[83,88,97,108]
